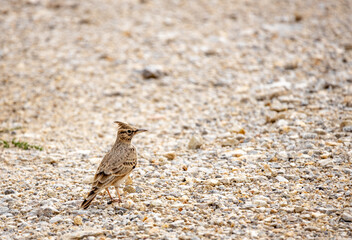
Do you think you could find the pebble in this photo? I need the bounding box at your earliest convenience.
[149,200,163,207]
[231,175,248,183]
[4,189,16,195]
[123,185,136,193]
[270,100,288,112]
[318,159,333,167]
[340,121,352,129]
[73,216,83,225]
[301,133,318,139]
[311,212,325,218]
[170,220,184,228]
[38,205,60,217]
[342,126,352,132]
[305,226,320,232]
[164,152,176,160]
[253,199,267,207]
[0,207,10,215]
[204,179,220,186]
[49,215,63,224]
[229,149,246,157]
[341,212,352,222]
[294,206,305,213]
[188,136,203,149]
[276,119,289,127]
[276,176,289,183]
[141,65,166,79]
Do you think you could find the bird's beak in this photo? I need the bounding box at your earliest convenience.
[136,129,148,134]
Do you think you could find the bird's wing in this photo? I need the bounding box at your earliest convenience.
[92,149,136,189]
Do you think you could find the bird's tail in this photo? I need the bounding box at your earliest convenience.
[81,187,99,209]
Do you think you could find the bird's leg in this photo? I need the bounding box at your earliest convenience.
[106,188,120,204]
[105,188,114,201]
[106,187,121,204]
[114,186,122,203]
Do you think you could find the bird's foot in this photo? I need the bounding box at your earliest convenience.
[107,199,122,205]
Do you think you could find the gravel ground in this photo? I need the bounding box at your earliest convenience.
[1,0,352,239]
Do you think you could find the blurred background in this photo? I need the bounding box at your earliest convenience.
[1,0,351,151]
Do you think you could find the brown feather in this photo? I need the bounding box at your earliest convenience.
[80,121,144,209]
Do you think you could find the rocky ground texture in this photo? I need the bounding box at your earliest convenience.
[1,0,352,239]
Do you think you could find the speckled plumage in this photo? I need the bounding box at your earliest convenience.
[81,121,147,209]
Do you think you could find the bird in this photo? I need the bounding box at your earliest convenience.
[80,121,147,209]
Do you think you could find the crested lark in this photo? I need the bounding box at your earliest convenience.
[81,121,147,209]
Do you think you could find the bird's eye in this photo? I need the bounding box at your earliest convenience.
[127,130,132,134]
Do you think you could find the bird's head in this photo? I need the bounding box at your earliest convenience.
[114,121,147,142]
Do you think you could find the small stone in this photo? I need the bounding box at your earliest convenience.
[170,220,184,228]
[123,185,136,193]
[284,60,299,70]
[301,133,317,139]
[305,226,320,232]
[135,186,143,193]
[253,200,267,207]
[249,230,259,238]
[341,212,352,222]
[326,142,340,147]
[204,179,220,186]
[231,149,246,157]
[276,151,288,160]
[276,119,288,127]
[270,100,288,112]
[73,215,83,225]
[64,200,82,208]
[89,157,101,165]
[148,227,159,235]
[188,136,203,149]
[343,96,352,106]
[114,206,128,215]
[220,137,238,147]
[83,176,94,184]
[276,176,288,182]
[311,212,325,218]
[256,213,265,220]
[282,207,294,213]
[318,159,333,167]
[294,206,304,213]
[343,126,352,132]
[121,200,135,209]
[316,207,338,215]
[150,200,163,207]
[39,205,60,217]
[232,175,248,183]
[4,189,15,195]
[0,207,10,215]
[343,43,352,51]
[314,128,326,135]
[284,174,299,180]
[320,153,330,159]
[285,231,295,237]
[49,215,63,223]
[301,214,312,220]
[141,65,166,79]
[230,126,245,134]
[342,168,352,174]
[164,152,176,160]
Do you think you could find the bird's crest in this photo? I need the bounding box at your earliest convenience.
[114,121,133,130]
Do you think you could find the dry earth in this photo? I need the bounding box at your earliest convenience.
[0,0,352,239]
